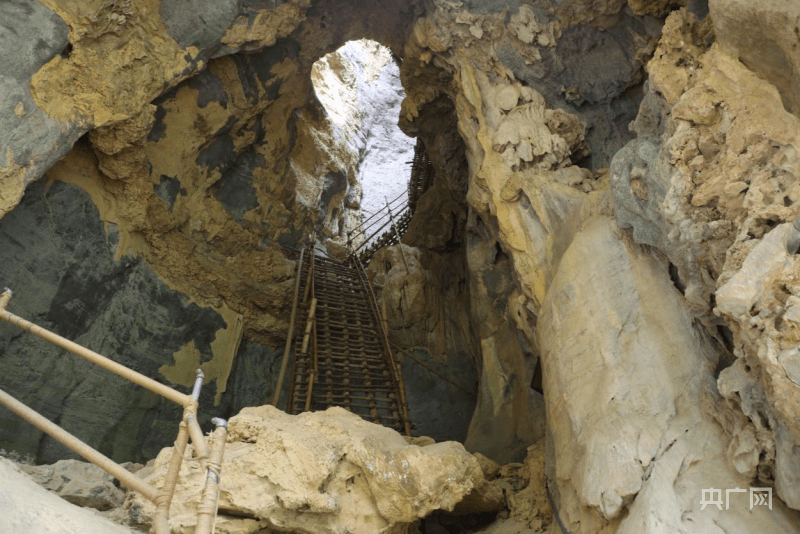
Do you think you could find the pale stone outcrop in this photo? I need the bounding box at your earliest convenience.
[0,457,135,534]
[610,8,800,511]
[709,0,800,115]
[127,405,490,534]
[539,212,800,532]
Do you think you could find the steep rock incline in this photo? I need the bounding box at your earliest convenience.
[398,0,650,465]
[397,0,800,530]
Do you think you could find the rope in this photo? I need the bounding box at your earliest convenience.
[545,482,571,534]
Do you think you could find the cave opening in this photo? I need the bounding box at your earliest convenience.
[310,38,416,234]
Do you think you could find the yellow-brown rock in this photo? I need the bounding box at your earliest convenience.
[127,405,485,534]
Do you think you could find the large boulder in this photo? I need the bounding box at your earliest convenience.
[127,405,492,534]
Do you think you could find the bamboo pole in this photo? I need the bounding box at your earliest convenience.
[352,216,396,253]
[185,414,209,470]
[0,387,159,502]
[0,289,225,533]
[0,289,191,408]
[299,299,317,355]
[195,419,228,534]
[272,246,305,407]
[305,257,319,413]
[300,299,318,412]
[349,190,407,238]
[152,418,190,534]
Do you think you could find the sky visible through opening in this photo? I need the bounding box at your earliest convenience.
[311,39,416,222]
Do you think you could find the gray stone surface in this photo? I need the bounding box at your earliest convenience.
[0,180,277,463]
[19,459,125,511]
[464,214,545,464]
[0,1,81,184]
[609,135,668,249]
[496,12,659,168]
[158,0,239,51]
[0,457,136,534]
[214,150,263,224]
[402,347,476,443]
[775,427,800,510]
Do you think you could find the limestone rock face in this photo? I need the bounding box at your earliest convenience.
[4,1,800,532]
[536,213,800,533]
[0,1,80,219]
[312,39,416,221]
[368,244,478,444]
[609,8,800,511]
[128,405,485,534]
[710,0,800,115]
[0,179,272,464]
[0,0,422,464]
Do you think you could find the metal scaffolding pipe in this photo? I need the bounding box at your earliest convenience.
[0,387,159,503]
[0,289,191,408]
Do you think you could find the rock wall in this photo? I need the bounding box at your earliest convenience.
[0,0,423,462]
[0,457,136,534]
[609,5,800,515]
[2,1,800,532]
[0,178,281,463]
[368,244,479,444]
[396,0,800,530]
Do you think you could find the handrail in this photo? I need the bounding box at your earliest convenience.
[352,205,411,254]
[272,245,306,407]
[385,197,410,272]
[353,190,406,233]
[0,290,190,408]
[0,387,160,502]
[348,201,409,247]
[350,256,411,435]
[0,288,225,534]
